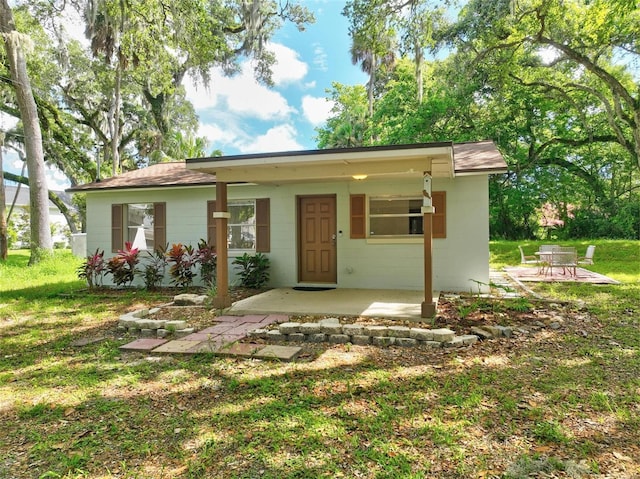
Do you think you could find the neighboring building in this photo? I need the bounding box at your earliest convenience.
[68,141,507,316]
[3,184,72,248]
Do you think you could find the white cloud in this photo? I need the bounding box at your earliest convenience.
[239,124,302,153]
[193,66,295,121]
[269,43,308,85]
[47,165,71,190]
[198,123,232,145]
[184,77,218,110]
[301,95,334,126]
[0,112,18,131]
[312,44,329,72]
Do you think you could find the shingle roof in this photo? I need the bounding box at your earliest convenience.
[66,142,506,192]
[66,161,217,192]
[453,140,508,174]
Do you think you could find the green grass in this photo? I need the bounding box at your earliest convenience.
[1,242,639,478]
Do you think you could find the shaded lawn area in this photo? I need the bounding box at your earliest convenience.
[0,244,639,479]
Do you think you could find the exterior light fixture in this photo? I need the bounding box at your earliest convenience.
[352,174,367,180]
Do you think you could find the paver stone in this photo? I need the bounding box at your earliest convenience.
[119,338,168,352]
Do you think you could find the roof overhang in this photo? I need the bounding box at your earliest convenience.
[187,143,455,184]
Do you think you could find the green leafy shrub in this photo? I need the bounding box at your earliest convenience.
[232,252,270,289]
[106,242,140,287]
[166,243,198,288]
[141,244,168,290]
[77,248,106,289]
[196,239,217,286]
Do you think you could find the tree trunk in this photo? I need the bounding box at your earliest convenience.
[0,0,53,263]
[0,134,7,260]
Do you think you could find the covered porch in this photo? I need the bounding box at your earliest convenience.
[187,142,456,318]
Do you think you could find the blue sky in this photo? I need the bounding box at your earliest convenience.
[184,0,366,156]
[1,1,365,189]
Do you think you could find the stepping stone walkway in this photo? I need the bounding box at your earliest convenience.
[119,314,301,361]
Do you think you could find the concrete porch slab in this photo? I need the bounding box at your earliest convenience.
[227,288,435,321]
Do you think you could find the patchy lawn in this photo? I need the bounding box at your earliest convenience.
[1,245,639,478]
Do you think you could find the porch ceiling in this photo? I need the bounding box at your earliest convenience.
[187,144,454,184]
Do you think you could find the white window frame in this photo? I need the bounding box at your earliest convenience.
[228,199,256,252]
[126,203,155,251]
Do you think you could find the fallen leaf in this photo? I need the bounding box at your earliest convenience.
[612,451,632,461]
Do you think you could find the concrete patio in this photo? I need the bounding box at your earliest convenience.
[226,288,432,320]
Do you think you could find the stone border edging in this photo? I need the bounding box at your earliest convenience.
[248,318,513,348]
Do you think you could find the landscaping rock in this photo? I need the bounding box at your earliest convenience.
[421,340,442,348]
[495,325,513,337]
[388,326,411,338]
[165,320,188,331]
[459,334,479,345]
[395,337,418,347]
[319,318,340,326]
[328,334,350,344]
[299,323,322,334]
[320,324,343,335]
[140,328,155,338]
[279,322,301,334]
[471,326,494,339]
[365,325,388,337]
[342,324,364,336]
[372,336,395,347]
[287,333,306,342]
[351,335,371,345]
[156,329,169,338]
[248,328,269,339]
[174,328,195,338]
[410,328,433,341]
[266,330,285,341]
[306,333,327,343]
[173,294,206,306]
[443,336,466,347]
[431,328,455,342]
[482,325,502,337]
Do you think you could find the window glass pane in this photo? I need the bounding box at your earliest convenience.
[370,217,423,236]
[370,198,422,215]
[228,225,256,249]
[127,203,154,250]
[228,200,256,250]
[369,197,423,236]
[229,202,255,224]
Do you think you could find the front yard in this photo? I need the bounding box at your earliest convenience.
[0,241,638,478]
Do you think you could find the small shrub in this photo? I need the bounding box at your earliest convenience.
[140,244,168,290]
[232,252,270,289]
[77,248,106,289]
[167,243,198,288]
[106,242,140,287]
[196,239,217,287]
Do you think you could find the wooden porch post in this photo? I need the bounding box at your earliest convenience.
[213,182,231,308]
[421,173,436,318]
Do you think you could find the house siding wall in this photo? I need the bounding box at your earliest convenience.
[84,175,489,292]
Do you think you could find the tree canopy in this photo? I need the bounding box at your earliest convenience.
[1,0,314,239]
[317,0,639,240]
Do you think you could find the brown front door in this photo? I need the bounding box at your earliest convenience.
[298,195,337,283]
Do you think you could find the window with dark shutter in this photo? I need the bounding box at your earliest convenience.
[111,204,123,252]
[256,198,270,252]
[350,194,366,239]
[153,202,166,250]
[207,200,217,248]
